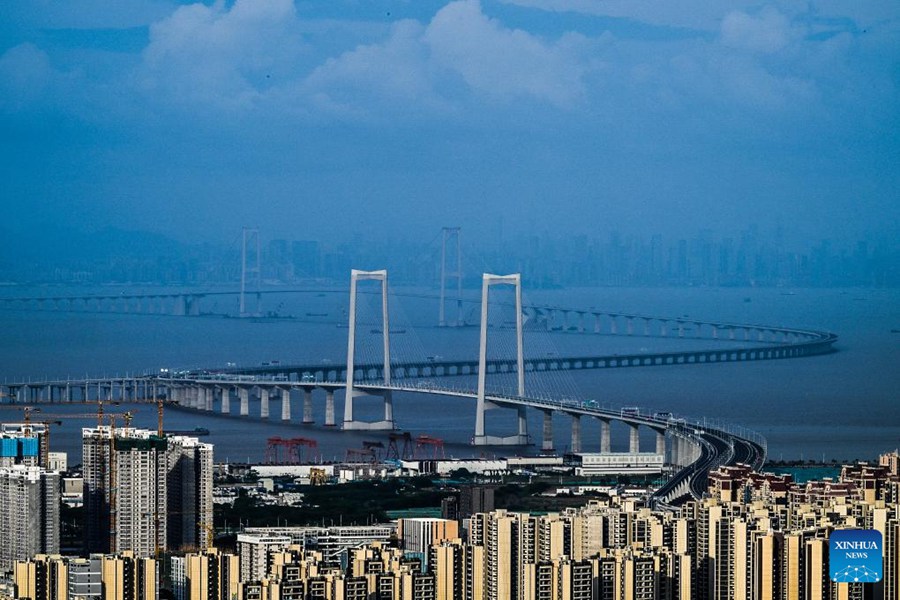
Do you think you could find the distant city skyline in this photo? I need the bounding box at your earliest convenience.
[0,224,895,288]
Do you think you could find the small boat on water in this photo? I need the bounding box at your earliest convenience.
[165,427,210,437]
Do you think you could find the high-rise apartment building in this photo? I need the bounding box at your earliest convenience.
[0,465,59,571]
[82,426,213,556]
[171,548,240,600]
[13,553,157,600]
[399,519,460,557]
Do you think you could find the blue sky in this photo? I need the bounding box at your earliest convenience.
[1,0,897,247]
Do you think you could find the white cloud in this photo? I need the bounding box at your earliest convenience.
[720,7,794,54]
[302,20,450,118]
[302,0,590,115]
[0,43,56,111]
[423,0,588,108]
[496,0,898,33]
[139,0,304,110]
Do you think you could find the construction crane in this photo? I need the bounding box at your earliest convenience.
[363,441,385,461]
[386,432,413,461]
[8,406,132,468]
[414,435,446,460]
[345,447,377,464]
[108,414,117,553]
[5,408,62,468]
[265,437,319,464]
[309,467,328,485]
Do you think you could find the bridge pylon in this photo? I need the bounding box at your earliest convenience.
[240,227,261,317]
[439,227,463,327]
[474,273,528,446]
[343,269,394,431]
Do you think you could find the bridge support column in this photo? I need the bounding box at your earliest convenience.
[206,387,213,411]
[655,429,666,457]
[260,388,270,419]
[325,390,336,426]
[600,419,611,453]
[629,424,640,453]
[239,388,249,416]
[221,388,231,414]
[65,384,71,403]
[281,388,291,421]
[593,314,601,334]
[626,318,634,335]
[541,411,553,452]
[384,390,394,425]
[302,389,314,424]
[570,415,582,453]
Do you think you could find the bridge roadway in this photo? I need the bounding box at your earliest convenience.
[0,372,764,506]
[0,370,766,506]
[158,377,765,506]
[186,328,837,382]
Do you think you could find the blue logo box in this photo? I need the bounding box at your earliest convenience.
[830,529,882,583]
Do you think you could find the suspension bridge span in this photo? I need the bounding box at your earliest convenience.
[1,270,832,505]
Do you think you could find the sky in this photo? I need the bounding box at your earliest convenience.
[1,0,898,248]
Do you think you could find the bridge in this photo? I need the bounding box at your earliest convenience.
[0,269,835,505]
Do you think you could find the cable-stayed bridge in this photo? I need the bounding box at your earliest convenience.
[0,268,835,505]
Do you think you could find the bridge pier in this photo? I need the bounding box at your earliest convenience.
[324,390,335,426]
[541,411,553,452]
[220,387,231,414]
[260,387,270,419]
[599,418,611,453]
[628,423,640,453]
[205,386,213,411]
[281,388,291,421]
[570,414,581,453]
[654,428,666,457]
[239,388,249,416]
[302,388,313,424]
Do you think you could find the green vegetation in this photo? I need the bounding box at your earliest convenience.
[215,477,446,528]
